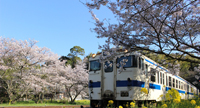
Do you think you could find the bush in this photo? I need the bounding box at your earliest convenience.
[69,101,76,105]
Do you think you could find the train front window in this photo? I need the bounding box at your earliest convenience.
[90,60,101,71]
[117,55,137,68]
[104,61,113,72]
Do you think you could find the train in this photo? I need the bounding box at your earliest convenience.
[88,50,199,108]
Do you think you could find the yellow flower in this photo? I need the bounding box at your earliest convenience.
[173,98,181,104]
[195,106,200,108]
[165,93,171,100]
[119,105,123,108]
[108,100,114,104]
[161,104,167,108]
[191,100,196,105]
[126,103,129,107]
[130,102,135,107]
[141,88,148,94]
[165,88,181,100]
[158,94,164,99]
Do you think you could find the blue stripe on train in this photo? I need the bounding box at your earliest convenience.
[178,90,186,94]
[165,87,191,94]
[165,87,171,91]
[116,81,162,90]
[90,80,161,90]
[116,80,145,87]
[89,82,101,88]
[187,92,194,95]
[89,81,193,95]
[149,83,161,90]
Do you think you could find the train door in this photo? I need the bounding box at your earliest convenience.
[101,61,116,100]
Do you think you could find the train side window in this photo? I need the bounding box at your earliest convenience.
[176,80,178,88]
[181,82,183,89]
[141,58,144,70]
[185,84,187,91]
[139,57,141,69]
[139,57,144,70]
[179,81,180,89]
[145,64,148,78]
[166,75,168,86]
[132,55,137,67]
[151,73,156,82]
[150,68,156,82]
[187,85,189,92]
[157,72,159,84]
[163,73,165,85]
[173,78,175,88]
[160,72,162,84]
[186,84,188,91]
[169,76,171,87]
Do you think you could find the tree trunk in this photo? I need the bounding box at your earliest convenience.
[26,93,27,101]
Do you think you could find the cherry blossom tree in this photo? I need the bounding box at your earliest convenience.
[0,37,57,102]
[54,58,89,102]
[86,0,200,63]
[0,37,89,103]
[40,57,89,102]
[66,59,88,102]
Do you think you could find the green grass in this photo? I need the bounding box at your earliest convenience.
[0,103,65,106]
[75,100,90,105]
[0,100,90,107]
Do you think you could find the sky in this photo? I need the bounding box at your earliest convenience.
[0,0,114,59]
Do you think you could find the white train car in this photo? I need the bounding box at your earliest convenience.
[88,51,199,108]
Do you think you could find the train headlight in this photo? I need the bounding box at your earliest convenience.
[92,54,96,58]
[124,49,128,53]
[121,91,129,97]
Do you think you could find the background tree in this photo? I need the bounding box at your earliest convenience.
[0,37,57,103]
[86,0,200,64]
[59,56,70,62]
[64,59,89,102]
[67,46,85,68]
[0,37,89,103]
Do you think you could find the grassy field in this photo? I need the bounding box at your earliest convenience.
[0,100,90,107]
[1,99,200,108]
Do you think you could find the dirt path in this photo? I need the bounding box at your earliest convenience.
[0,105,90,108]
